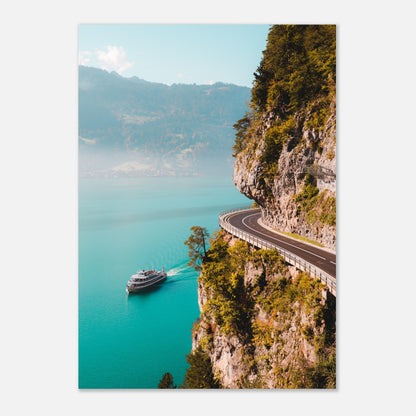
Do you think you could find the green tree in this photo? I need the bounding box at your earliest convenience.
[183,347,220,389]
[184,226,209,271]
[232,113,251,155]
[233,25,336,160]
[158,372,176,389]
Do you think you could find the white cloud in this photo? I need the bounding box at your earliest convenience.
[78,51,91,66]
[95,46,133,74]
[177,73,184,79]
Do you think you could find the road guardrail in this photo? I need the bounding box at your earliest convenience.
[218,207,336,296]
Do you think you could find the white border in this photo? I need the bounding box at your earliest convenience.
[2,1,415,415]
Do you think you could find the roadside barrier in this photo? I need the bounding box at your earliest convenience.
[219,207,336,296]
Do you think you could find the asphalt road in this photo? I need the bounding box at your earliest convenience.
[224,209,336,278]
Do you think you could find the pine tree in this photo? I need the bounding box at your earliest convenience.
[184,226,209,271]
[158,372,176,389]
[183,347,220,389]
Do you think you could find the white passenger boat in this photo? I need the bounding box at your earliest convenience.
[126,268,167,293]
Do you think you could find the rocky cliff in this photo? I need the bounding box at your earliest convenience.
[232,25,336,250]
[233,101,336,249]
[189,232,336,388]
[184,25,337,389]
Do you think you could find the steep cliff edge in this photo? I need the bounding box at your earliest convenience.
[183,25,336,389]
[233,103,336,249]
[190,231,335,388]
[233,25,336,250]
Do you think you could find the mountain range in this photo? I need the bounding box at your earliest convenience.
[78,66,251,177]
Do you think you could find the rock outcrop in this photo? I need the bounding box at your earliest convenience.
[190,233,336,389]
[233,103,336,250]
[232,24,337,250]
[186,25,337,389]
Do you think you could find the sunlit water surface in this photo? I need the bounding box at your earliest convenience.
[79,175,249,388]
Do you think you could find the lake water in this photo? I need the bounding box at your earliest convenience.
[78,175,249,388]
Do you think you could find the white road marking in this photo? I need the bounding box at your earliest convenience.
[330,261,336,265]
[239,212,328,261]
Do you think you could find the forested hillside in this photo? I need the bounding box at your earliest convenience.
[233,25,336,249]
[79,66,251,176]
[184,25,337,389]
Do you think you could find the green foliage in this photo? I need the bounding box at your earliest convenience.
[252,270,335,389]
[205,236,229,264]
[199,237,253,336]
[158,372,176,389]
[294,173,320,213]
[232,113,251,156]
[198,334,213,351]
[252,320,275,349]
[250,249,287,276]
[318,194,336,226]
[261,125,286,165]
[326,148,335,160]
[184,226,209,271]
[258,271,325,318]
[277,230,324,247]
[79,66,251,175]
[305,98,332,132]
[192,231,336,389]
[229,240,250,271]
[232,24,336,170]
[252,25,336,115]
[183,347,220,389]
[301,325,314,341]
[294,179,336,227]
[303,350,336,388]
[254,118,298,182]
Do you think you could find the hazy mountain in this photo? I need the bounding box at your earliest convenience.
[78,66,251,177]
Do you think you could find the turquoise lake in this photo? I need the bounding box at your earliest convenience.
[78,175,250,388]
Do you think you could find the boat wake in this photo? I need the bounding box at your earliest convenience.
[165,263,196,284]
[166,264,189,277]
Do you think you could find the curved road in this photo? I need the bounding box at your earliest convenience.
[224,209,336,278]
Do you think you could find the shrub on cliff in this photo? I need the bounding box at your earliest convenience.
[232,24,336,179]
[194,231,336,389]
[251,25,335,116]
[158,372,176,389]
[183,347,220,389]
[199,236,253,337]
[184,226,209,271]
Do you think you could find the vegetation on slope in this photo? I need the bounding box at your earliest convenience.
[158,372,176,389]
[233,25,335,156]
[79,66,251,175]
[183,347,220,389]
[184,226,209,272]
[187,231,336,388]
[171,26,338,389]
[233,24,336,234]
[294,173,336,227]
[251,25,335,116]
[237,28,333,159]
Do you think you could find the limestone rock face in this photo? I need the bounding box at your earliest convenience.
[233,106,336,250]
[191,234,333,389]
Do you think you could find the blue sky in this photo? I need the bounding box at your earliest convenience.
[78,24,270,87]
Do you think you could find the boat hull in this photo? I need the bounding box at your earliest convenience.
[126,274,167,294]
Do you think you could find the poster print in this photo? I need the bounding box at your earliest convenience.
[79,24,336,389]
